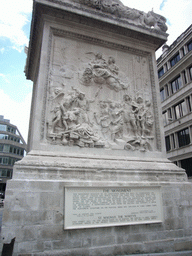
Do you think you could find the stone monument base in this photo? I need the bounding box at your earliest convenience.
[1,150,192,255]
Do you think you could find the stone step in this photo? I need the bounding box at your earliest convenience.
[122,251,192,256]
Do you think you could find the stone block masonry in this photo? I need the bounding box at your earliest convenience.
[1,0,192,255]
[1,152,192,255]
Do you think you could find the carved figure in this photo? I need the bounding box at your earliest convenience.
[70,123,102,148]
[123,94,154,151]
[131,96,154,138]
[94,101,110,138]
[51,92,68,133]
[134,96,146,137]
[65,108,80,130]
[109,102,123,141]
[48,72,154,150]
[91,52,109,84]
[123,95,137,136]
[124,137,152,152]
[48,87,154,151]
[144,100,154,135]
[73,91,89,124]
[72,0,168,32]
[48,86,105,148]
[82,53,128,92]
[143,11,168,32]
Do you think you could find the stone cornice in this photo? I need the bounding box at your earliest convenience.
[37,0,168,36]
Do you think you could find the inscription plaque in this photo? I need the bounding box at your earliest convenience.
[64,186,163,229]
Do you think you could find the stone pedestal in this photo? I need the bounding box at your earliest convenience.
[2,0,192,255]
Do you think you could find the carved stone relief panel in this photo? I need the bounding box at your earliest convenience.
[46,34,155,152]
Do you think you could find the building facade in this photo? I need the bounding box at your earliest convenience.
[0,115,26,198]
[157,24,192,178]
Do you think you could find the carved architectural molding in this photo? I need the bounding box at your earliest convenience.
[45,0,168,33]
[71,0,168,33]
[51,28,149,56]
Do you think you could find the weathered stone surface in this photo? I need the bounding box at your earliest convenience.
[2,178,192,255]
[175,240,192,251]
[1,0,192,255]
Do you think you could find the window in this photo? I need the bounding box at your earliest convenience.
[170,53,180,67]
[0,144,24,154]
[158,67,164,78]
[20,150,24,156]
[0,157,19,166]
[16,130,20,136]
[0,134,22,144]
[3,145,10,153]
[0,169,12,178]
[165,136,171,151]
[167,108,172,121]
[189,66,192,80]
[7,170,12,178]
[1,170,7,177]
[3,158,8,165]
[186,96,192,112]
[187,40,192,52]
[165,85,169,97]
[177,128,190,148]
[180,47,185,57]
[181,157,192,177]
[162,111,168,126]
[171,76,182,94]
[160,88,165,102]
[0,125,6,131]
[170,134,176,149]
[7,126,16,134]
[182,70,187,84]
[174,100,188,119]
[0,134,8,140]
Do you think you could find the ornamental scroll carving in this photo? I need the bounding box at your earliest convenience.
[72,0,168,33]
[47,50,154,151]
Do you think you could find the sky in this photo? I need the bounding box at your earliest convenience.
[0,0,191,142]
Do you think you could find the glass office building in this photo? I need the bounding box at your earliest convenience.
[0,115,26,198]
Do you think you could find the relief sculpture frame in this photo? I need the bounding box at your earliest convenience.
[41,27,161,152]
